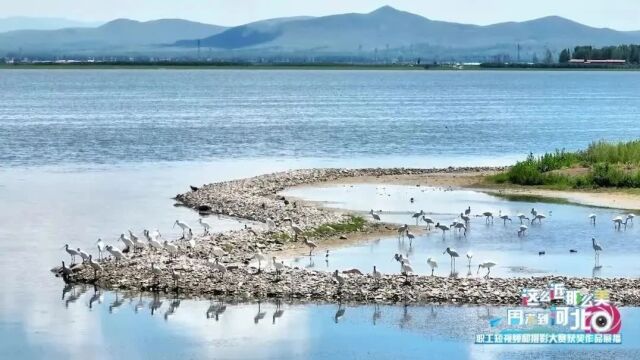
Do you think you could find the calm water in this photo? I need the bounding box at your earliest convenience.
[2,70,640,359]
[283,184,639,278]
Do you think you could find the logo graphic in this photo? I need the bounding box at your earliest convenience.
[475,283,622,345]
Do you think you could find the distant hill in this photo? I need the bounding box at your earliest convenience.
[0,16,101,32]
[3,6,640,60]
[173,6,640,59]
[0,18,226,53]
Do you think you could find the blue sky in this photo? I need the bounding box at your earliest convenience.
[2,0,639,30]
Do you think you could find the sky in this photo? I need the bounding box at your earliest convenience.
[2,0,640,31]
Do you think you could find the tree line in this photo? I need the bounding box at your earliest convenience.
[559,45,640,63]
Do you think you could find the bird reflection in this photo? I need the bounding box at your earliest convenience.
[149,293,163,316]
[272,300,284,325]
[466,265,472,277]
[592,264,602,278]
[449,270,459,278]
[206,300,226,321]
[399,303,411,329]
[254,301,266,324]
[305,257,315,269]
[88,285,102,310]
[109,291,125,313]
[429,306,438,319]
[334,303,346,323]
[134,293,145,313]
[372,303,381,325]
[164,298,180,321]
[61,283,73,300]
[65,287,80,308]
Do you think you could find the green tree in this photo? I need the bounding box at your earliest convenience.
[543,49,554,64]
[558,48,571,63]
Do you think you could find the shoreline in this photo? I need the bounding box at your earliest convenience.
[61,166,640,306]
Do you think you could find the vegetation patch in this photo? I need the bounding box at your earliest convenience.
[303,215,366,238]
[488,140,640,189]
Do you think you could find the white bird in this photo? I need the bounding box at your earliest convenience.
[412,210,425,225]
[477,261,497,278]
[265,218,277,231]
[613,216,625,230]
[302,236,317,256]
[77,248,90,263]
[482,212,494,224]
[272,257,285,276]
[443,247,460,271]
[144,230,164,252]
[284,219,304,240]
[422,216,434,230]
[333,269,345,287]
[119,233,134,252]
[207,258,227,278]
[627,213,636,223]
[518,224,528,236]
[400,260,413,281]
[63,244,80,263]
[435,222,450,237]
[96,239,105,261]
[516,213,530,224]
[198,218,211,235]
[592,237,603,265]
[588,213,597,225]
[427,257,438,276]
[499,214,512,225]
[163,240,179,258]
[128,230,139,245]
[88,255,102,278]
[184,228,195,248]
[466,252,473,266]
[106,245,125,263]
[253,250,268,272]
[372,265,382,283]
[532,213,546,224]
[173,220,191,238]
[132,234,147,252]
[171,269,180,288]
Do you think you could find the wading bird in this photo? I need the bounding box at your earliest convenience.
[482,212,494,224]
[613,216,626,230]
[592,238,603,266]
[369,209,381,221]
[303,236,317,256]
[465,206,471,216]
[253,250,268,273]
[443,247,460,272]
[63,244,80,263]
[532,213,546,224]
[466,252,473,267]
[518,224,528,236]
[173,220,191,238]
[96,239,105,261]
[628,213,636,223]
[372,265,381,284]
[119,233,134,252]
[589,213,597,225]
[198,218,211,235]
[208,258,227,278]
[88,255,102,279]
[477,261,496,278]
[397,224,408,240]
[163,240,178,258]
[77,248,90,263]
[394,253,411,265]
[333,269,345,288]
[435,223,450,237]
[284,219,303,240]
[272,257,285,277]
[422,216,434,230]
[106,245,125,263]
[427,257,438,276]
[412,210,425,225]
[405,230,415,245]
[516,213,530,224]
[460,213,471,224]
[499,214,512,225]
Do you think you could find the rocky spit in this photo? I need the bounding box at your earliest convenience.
[62,167,640,306]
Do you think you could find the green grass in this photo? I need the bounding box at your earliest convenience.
[488,140,640,189]
[302,215,366,238]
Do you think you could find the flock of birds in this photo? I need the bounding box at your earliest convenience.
[366,204,637,278]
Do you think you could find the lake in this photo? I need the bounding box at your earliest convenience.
[1,69,640,359]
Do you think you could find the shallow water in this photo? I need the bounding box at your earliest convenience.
[282,184,639,278]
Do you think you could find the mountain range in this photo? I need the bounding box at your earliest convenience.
[2,6,640,61]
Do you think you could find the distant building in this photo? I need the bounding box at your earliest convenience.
[569,58,626,65]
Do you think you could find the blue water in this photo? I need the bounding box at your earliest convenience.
[1,70,640,167]
[1,69,640,359]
